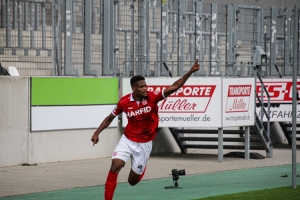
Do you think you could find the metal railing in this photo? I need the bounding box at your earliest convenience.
[0,0,299,77]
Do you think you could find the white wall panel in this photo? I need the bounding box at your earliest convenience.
[31,105,118,131]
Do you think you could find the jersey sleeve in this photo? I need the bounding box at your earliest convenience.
[152,89,167,103]
[112,101,123,116]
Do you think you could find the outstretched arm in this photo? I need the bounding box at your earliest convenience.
[164,59,200,97]
[91,113,116,146]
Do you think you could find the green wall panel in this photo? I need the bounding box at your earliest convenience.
[31,78,119,106]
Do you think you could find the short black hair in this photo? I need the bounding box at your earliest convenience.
[130,75,145,87]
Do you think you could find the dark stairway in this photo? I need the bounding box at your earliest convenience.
[168,62,274,157]
[279,122,300,144]
[169,127,265,154]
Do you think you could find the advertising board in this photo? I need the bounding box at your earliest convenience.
[122,77,222,127]
[256,79,300,122]
[222,78,255,127]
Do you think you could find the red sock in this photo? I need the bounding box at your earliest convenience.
[138,166,147,182]
[104,171,118,200]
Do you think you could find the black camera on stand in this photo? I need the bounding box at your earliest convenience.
[165,169,186,189]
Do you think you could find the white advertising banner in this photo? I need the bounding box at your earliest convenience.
[122,77,222,127]
[222,78,255,127]
[256,79,300,122]
[31,105,117,131]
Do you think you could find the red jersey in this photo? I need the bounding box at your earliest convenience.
[112,90,166,143]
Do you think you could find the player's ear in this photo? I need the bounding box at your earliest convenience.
[131,85,136,92]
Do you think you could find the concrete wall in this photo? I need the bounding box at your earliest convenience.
[0,77,29,167]
[28,129,121,164]
[0,77,122,167]
[152,128,181,154]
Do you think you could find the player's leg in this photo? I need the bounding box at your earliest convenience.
[128,140,152,186]
[105,159,124,200]
[105,135,131,200]
[128,168,142,186]
[127,165,147,186]
[109,158,125,173]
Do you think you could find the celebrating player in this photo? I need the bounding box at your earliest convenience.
[91,59,200,200]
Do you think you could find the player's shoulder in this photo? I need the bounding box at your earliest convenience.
[146,91,155,98]
[118,93,131,105]
[148,90,163,97]
[146,90,165,102]
[147,90,157,96]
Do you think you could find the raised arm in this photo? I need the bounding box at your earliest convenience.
[91,113,116,146]
[164,59,200,97]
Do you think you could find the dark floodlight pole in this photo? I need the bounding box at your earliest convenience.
[291,5,299,190]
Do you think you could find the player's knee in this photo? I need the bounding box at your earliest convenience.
[128,175,139,186]
[109,164,121,173]
[109,160,124,173]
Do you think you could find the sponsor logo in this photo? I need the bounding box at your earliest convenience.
[142,99,147,105]
[126,106,151,117]
[113,151,117,156]
[138,165,143,172]
[128,107,133,110]
[226,85,251,113]
[138,165,143,169]
[256,80,300,103]
[147,85,217,113]
[256,105,300,122]
[255,80,300,122]
[148,85,215,97]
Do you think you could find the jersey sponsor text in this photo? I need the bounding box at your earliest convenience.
[126,106,151,117]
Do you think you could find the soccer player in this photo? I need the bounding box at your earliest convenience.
[91,59,200,200]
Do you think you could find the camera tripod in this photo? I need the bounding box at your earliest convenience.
[164,180,183,189]
[165,169,185,189]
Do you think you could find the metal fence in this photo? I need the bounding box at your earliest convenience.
[0,0,299,77]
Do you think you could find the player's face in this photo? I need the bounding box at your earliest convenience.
[133,80,147,98]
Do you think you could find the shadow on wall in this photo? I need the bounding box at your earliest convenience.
[0,63,11,76]
[0,63,19,76]
[152,127,181,154]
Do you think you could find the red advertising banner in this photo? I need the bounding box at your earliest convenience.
[256,79,300,122]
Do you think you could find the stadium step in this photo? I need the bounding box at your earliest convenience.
[178,136,261,143]
[279,122,300,144]
[181,144,265,150]
[169,127,265,154]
